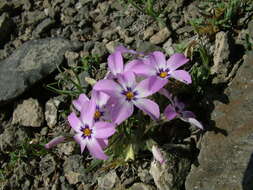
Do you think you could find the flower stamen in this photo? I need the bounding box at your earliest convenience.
[126,91,134,100]
[159,71,168,78]
[94,110,101,120]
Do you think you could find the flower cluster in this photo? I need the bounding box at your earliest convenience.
[45,46,203,162]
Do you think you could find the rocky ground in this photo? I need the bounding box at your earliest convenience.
[0,0,253,190]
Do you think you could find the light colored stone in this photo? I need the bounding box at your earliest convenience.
[163,38,174,56]
[65,171,80,185]
[150,27,171,45]
[106,40,120,53]
[12,98,44,127]
[150,161,173,190]
[97,171,119,190]
[45,98,60,128]
[129,183,155,190]
[211,31,230,83]
[143,26,154,40]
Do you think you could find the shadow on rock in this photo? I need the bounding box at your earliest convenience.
[242,153,253,190]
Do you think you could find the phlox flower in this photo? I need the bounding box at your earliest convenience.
[125,52,192,84]
[68,99,116,160]
[45,136,65,149]
[160,89,203,129]
[152,145,165,164]
[94,71,167,125]
[106,46,143,79]
[73,90,111,122]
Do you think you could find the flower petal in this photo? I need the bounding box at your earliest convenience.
[164,105,177,120]
[93,121,116,138]
[149,51,167,69]
[170,70,192,84]
[68,112,82,132]
[111,101,134,125]
[74,134,87,153]
[135,76,168,98]
[158,88,173,101]
[182,111,195,118]
[80,99,96,127]
[152,145,165,164]
[45,136,65,149]
[87,138,108,160]
[94,79,121,97]
[72,94,89,111]
[134,98,160,120]
[91,90,110,108]
[125,59,156,77]
[97,139,108,149]
[181,117,203,129]
[108,51,124,75]
[167,53,189,71]
[117,71,136,90]
[115,45,141,54]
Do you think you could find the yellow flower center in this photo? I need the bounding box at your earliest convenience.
[126,91,134,100]
[94,110,101,119]
[159,72,168,78]
[83,128,92,137]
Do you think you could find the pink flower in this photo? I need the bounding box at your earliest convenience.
[106,46,143,79]
[94,71,167,125]
[73,90,111,122]
[160,89,203,129]
[68,99,116,160]
[152,145,165,164]
[126,52,192,84]
[45,136,65,149]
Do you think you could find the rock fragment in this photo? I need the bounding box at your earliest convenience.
[12,98,44,127]
[45,98,60,128]
[150,27,171,45]
[0,38,81,105]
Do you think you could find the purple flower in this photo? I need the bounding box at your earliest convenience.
[94,71,167,125]
[45,136,65,149]
[68,99,116,160]
[106,46,143,79]
[152,145,165,164]
[126,52,192,84]
[73,90,111,122]
[161,89,203,129]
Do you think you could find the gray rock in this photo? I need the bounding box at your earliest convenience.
[106,40,120,53]
[149,150,191,190]
[138,168,153,183]
[143,26,155,40]
[163,38,175,56]
[0,126,28,152]
[39,154,56,177]
[97,171,119,190]
[58,141,76,156]
[91,42,107,57]
[23,10,46,26]
[12,98,44,127]
[63,155,87,185]
[211,31,230,83]
[45,98,60,128]
[0,38,81,105]
[32,18,55,38]
[136,40,162,53]
[0,13,13,45]
[185,51,253,190]
[128,183,155,190]
[0,126,16,151]
[248,20,253,40]
[150,27,171,45]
